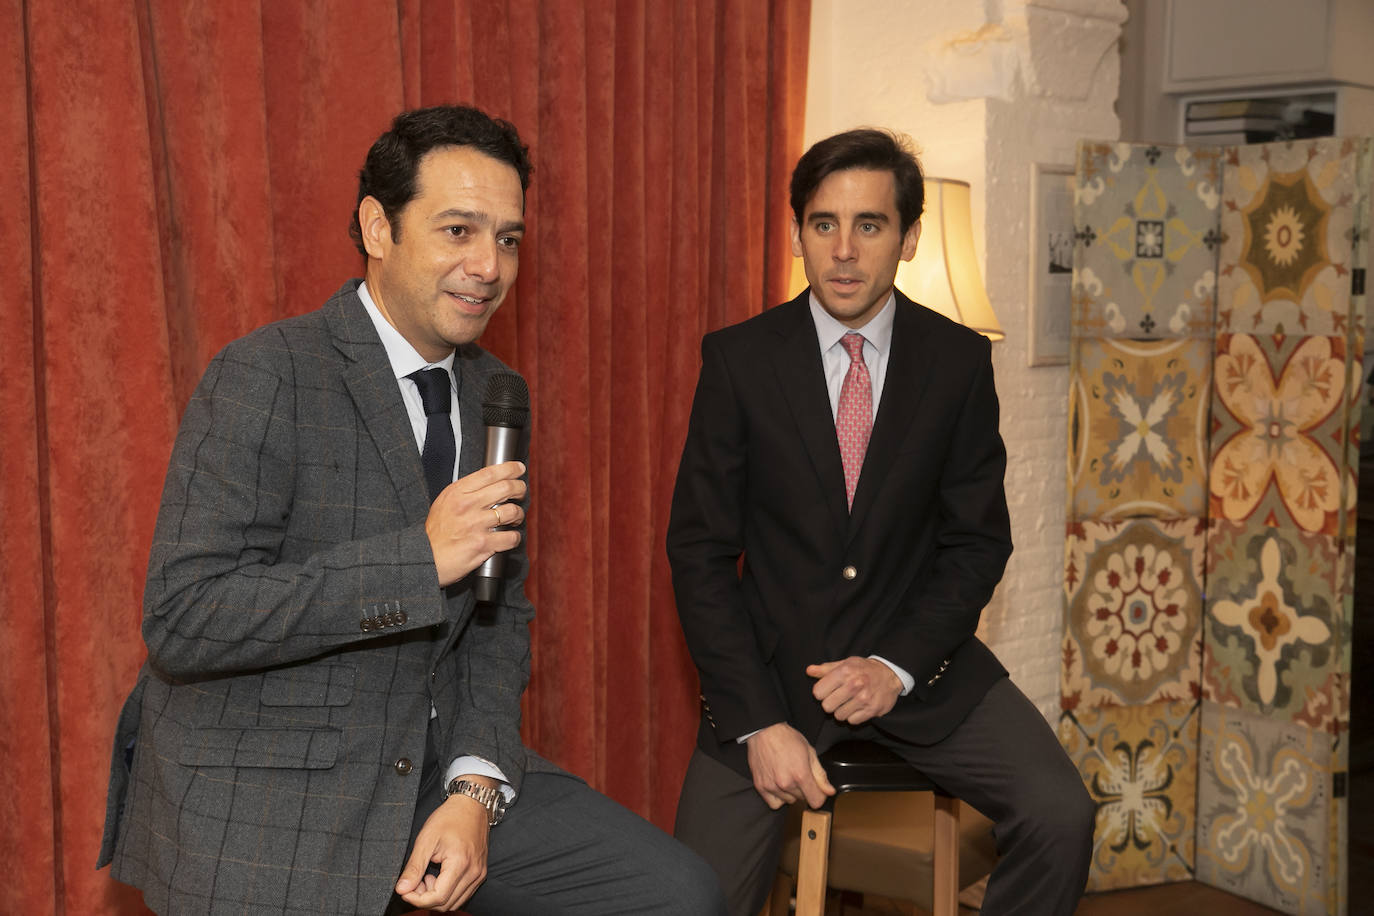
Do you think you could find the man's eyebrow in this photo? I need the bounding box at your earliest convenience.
[433,207,486,223]
[432,208,526,234]
[805,210,891,223]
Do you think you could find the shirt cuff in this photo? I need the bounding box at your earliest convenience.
[446,755,515,801]
[869,655,914,696]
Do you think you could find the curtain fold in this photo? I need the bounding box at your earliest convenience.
[3,4,57,911]
[2,1,808,912]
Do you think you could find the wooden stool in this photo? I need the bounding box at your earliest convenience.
[788,741,965,916]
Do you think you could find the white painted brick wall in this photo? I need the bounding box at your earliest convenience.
[805,0,1126,719]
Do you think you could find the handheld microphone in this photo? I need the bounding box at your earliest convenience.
[475,371,529,603]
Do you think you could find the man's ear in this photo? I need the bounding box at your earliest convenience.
[357,196,393,259]
[900,220,922,262]
[790,217,804,258]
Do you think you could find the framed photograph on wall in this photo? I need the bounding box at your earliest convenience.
[1027,163,1076,367]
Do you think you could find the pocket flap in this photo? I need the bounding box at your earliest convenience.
[179,727,340,769]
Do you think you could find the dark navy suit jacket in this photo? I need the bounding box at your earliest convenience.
[667,288,1013,776]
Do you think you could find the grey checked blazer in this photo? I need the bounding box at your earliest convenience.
[99,281,556,915]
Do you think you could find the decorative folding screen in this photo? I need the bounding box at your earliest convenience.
[1059,137,1371,916]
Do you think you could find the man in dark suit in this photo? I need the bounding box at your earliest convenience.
[99,105,724,916]
[667,129,1093,916]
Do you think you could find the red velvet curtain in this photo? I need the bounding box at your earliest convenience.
[1,1,809,912]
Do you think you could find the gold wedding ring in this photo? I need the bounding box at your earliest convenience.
[491,505,502,527]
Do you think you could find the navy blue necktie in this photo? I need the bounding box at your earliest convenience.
[408,367,455,503]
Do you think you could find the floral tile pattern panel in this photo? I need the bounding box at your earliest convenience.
[1209,333,1357,535]
[1217,137,1374,338]
[1069,338,1211,520]
[1058,700,1198,891]
[1197,703,1340,915]
[1204,520,1350,734]
[1062,518,1204,709]
[1074,142,1223,339]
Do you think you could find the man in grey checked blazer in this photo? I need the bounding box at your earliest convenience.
[98,105,724,916]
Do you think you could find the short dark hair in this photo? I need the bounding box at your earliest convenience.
[349,104,533,256]
[789,129,924,235]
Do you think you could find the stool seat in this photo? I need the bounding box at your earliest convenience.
[819,740,947,798]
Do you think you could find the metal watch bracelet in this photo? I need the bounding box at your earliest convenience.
[444,777,507,826]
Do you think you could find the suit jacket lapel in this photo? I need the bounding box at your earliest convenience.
[771,294,850,532]
[325,283,433,527]
[848,292,932,536]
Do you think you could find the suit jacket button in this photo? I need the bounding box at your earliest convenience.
[394,758,413,775]
[360,619,371,632]
[842,565,857,580]
[397,610,408,625]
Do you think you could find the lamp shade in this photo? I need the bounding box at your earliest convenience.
[897,178,1004,340]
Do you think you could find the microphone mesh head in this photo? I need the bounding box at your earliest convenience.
[482,371,530,428]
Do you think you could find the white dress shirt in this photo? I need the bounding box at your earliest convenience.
[809,292,894,424]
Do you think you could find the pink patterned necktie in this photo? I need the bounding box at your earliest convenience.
[836,332,872,510]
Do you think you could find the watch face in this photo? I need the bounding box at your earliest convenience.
[488,791,507,824]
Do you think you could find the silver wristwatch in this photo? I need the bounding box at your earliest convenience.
[445,777,508,826]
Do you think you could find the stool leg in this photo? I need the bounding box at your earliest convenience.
[932,796,959,916]
[795,808,832,916]
[761,869,792,916]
